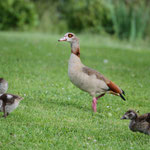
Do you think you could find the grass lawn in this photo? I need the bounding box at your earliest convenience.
[0,32,150,150]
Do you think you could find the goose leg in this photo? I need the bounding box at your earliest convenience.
[2,104,7,118]
[92,94,105,112]
[92,97,97,112]
[96,94,105,100]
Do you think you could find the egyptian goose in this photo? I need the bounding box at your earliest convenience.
[121,110,150,135]
[58,33,126,112]
[0,93,23,118]
[0,78,8,94]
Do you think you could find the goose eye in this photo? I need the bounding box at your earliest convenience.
[68,34,73,38]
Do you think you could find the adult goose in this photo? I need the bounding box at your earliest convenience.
[58,33,125,112]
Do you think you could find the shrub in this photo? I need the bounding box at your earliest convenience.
[58,0,150,40]
[58,0,113,33]
[33,0,68,33]
[0,0,38,30]
[108,0,150,40]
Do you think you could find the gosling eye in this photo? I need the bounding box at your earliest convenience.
[129,114,133,118]
[68,34,73,38]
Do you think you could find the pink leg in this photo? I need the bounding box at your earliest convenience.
[92,94,105,112]
[92,97,97,112]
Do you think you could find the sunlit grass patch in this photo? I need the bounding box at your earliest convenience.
[0,32,150,150]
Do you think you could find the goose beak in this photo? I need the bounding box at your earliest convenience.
[58,37,67,42]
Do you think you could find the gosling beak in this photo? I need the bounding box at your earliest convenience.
[121,115,126,120]
[58,37,67,42]
[17,97,24,101]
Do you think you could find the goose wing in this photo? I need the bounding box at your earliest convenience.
[82,66,125,100]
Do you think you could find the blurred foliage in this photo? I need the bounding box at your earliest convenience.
[32,0,68,33]
[29,0,150,40]
[58,0,113,34]
[109,0,150,40]
[0,0,38,30]
[0,0,150,40]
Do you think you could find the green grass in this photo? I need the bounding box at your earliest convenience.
[0,32,150,150]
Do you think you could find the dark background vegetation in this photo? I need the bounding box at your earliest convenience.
[0,0,150,40]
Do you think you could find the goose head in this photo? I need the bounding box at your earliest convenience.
[58,33,77,43]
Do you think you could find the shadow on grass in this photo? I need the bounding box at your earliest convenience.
[42,98,105,118]
[49,98,91,112]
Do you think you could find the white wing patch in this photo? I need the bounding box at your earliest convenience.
[7,94,13,99]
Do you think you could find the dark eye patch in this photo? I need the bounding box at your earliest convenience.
[68,34,73,38]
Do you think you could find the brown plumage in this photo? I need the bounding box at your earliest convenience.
[58,33,126,112]
[82,66,125,99]
[121,110,150,135]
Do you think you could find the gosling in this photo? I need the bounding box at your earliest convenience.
[121,110,150,135]
[0,93,23,118]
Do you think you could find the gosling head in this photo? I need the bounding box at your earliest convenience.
[121,110,138,120]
